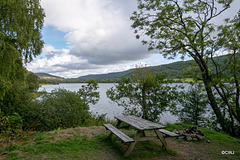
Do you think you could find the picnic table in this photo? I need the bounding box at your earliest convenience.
[104,115,178,157]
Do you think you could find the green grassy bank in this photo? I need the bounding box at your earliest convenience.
[0,123,239,160]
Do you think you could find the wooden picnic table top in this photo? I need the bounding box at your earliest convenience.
[115,115,166,131]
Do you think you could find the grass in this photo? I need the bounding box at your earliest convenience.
[4,135,111,160]
[165,123,240,160]
[0,124,239,160]
[0,127,177,160]
[1,133,175,160]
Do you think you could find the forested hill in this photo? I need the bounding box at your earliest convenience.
[35,73,64,79]
[35,55,229,82]
[34,60,193,83]
[77,54,231,80]
[78,60,193,79]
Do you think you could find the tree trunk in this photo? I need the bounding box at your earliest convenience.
[194,57,231,133]
[202,73,231,133]
[142,83,147,120]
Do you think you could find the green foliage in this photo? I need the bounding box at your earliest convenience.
[0,0,44,100]
[0,0,44,136]
[107,65,179,122]
[21,89,89,131]
[84,113,111,126]
[26,72,39,91]
[77,80,100,105]
[16,81,100,131]
[176,83,209,126]
[0,0,45,62]
[0,73,35,116]
[131,0,240,135]
[0,111,23,138]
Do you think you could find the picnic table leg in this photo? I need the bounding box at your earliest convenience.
[107,120,122,139]
[124,130,143,157]
[155,129,167,150]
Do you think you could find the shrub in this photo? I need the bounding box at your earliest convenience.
[0,111,23,138]
[22,88,89,131]
[177,83,209,127]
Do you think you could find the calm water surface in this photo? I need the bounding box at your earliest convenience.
[38,83,184,124]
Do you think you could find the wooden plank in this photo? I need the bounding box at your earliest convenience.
[115,115,165,130]
[104,124,134,143]
[155,129,168,149]
[124,130,142,157]
[159,129,178,137]
[107,120,122,139]
[137,136,159,141]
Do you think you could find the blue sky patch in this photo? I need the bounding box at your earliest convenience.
[42,25,69,49]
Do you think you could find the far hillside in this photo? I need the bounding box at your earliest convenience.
[35,73,64,79]
[77,60,193,80]
[35,72,65,84]
[35,55,230,83]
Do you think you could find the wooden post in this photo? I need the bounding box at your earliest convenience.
[155,129,167,150]
[124,130,143,157]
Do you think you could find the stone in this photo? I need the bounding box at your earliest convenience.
[196,135,205,140]
[178,136,185,139]
[191,133,198,138]
[186,136,192,141]
[174,127,206,142]
[178,130,185,135]
[197,130,205,136]
[173,129,179,134]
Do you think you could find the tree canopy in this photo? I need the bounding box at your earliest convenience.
[107,65,179,122]
[131,0,240,135]
[0,0,44,100]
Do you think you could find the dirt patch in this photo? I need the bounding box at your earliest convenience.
[48,126,106,142]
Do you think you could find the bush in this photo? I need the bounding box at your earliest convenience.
[0,112,23,138]
[22,88,89,131]
[177,83,209,127]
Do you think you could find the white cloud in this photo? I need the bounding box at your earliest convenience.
[27,45,93,75]
[40,0,150,65]
[27,0,154,78]
[27,0,239,78]
[27,44,142,78]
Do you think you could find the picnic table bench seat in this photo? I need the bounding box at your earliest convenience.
[103,116,173,157]
[159,129,178,137]
[103,123,134,143]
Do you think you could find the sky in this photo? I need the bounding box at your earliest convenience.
[26,0,240,78]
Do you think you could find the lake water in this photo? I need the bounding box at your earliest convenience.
[38,83,183,124]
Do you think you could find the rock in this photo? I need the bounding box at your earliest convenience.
[178,136,185,139]
[196,135,205,140]
[179,130,185,135]
[197,130,205,136]
[191,133,198,138]
[173,129,179,134]
[191,126,198,131]
[186,136,193,141]
[192,138,198,141]
[174,126,205,142]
